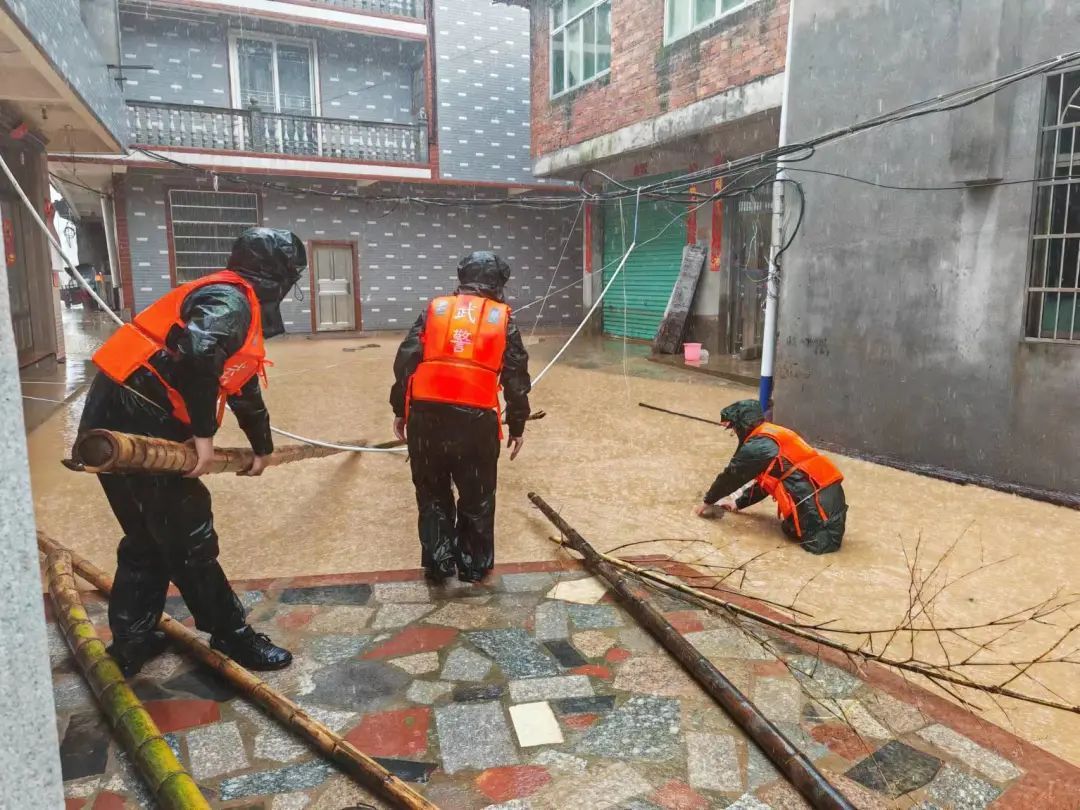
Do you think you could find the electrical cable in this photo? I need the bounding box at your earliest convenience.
[64,46,1080,215]
[785,167,1068,192]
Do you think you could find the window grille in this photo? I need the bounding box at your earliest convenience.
[168,190,260,283]
[1028,71,1080,342]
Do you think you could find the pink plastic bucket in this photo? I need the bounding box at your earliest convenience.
[683,342,702,362]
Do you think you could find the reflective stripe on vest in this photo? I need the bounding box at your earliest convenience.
[749,422,843,537]
[408,294,508,413]
[92,270,266,426]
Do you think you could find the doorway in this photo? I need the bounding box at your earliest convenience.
[725,185,772,359]
[310,242,358,332]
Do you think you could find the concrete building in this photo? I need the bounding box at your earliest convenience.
[776,0,1080,497]
[50,0,584,334]
[0,0,127,803]
[505,0,789,364]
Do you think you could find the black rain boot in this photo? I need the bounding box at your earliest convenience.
[107,631,169,677]
[211,626,293,671]
[456,567,491,584]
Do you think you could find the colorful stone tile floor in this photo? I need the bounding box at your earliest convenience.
[48,560,1080,810]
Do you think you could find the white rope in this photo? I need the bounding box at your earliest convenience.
[531,189,643,387]
[529,199,584,339]
[269,426,404,453]
[1,153,404,454]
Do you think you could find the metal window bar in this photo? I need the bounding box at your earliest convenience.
[1028,72,1080,342]
[168,190,260,283]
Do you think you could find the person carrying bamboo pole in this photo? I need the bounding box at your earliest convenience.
[389,252,532,584]
[73,228,304,675]
[694,399,848,555]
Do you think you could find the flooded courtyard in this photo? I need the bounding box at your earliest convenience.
[28,309,1080,782]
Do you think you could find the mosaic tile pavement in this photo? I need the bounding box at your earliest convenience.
[48,561,1079,809]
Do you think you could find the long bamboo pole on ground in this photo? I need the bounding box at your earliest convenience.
[45,549,210,809]
[38,534,439,810]
[66,430,373,475]
[528,493,855,810]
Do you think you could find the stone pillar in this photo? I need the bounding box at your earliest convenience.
[0,205,64,806]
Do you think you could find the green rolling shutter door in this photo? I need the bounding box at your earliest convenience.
[601,194,687,340]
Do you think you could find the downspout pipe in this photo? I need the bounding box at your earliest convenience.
[759,0,797,410]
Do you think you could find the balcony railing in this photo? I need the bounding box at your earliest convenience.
[317,0,423,17]
[127,101,428,165]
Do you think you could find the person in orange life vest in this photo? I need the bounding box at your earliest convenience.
[389,251,532,584]
[693,399,848,555]
[75,228,305,675]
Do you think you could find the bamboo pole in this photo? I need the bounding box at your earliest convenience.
[638,402,725,427]
[44,549,210,809]
[66,430,371,475]
[38,534,439,810]
[528,493,855,810]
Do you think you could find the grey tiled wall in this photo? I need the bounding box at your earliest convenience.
[0,0,126,144]
[433,0,540,185]
[119,9,422,124]
[123,172,583,333]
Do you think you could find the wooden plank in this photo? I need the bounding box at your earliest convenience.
[653,244,707,354]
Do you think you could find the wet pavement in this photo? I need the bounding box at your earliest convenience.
[20,307,111,432]
[50,561,1077,809]
[27,314,1080,771]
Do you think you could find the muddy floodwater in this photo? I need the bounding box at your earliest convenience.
[27,323,1080,766]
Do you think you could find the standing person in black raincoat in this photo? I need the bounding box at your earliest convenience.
[76,228,305,674]
[390,251,531,583]
[694,399,848,554]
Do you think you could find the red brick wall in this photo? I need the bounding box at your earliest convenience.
[530,0,788,159]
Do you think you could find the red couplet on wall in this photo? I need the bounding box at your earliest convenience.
[709,177,724,272]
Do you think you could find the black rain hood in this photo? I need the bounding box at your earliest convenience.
[721,399,766,442]
[227,228,307,338]
[456,251,511,301]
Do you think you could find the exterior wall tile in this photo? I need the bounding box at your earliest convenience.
[0,0,126,143]
[122,172,583,332]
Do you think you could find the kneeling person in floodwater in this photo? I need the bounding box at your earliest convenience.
[390,251,531,584]
[694,399,847,555]
[75,228,304,674]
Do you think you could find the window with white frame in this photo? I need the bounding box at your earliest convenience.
[665,0,759,43]
[230,34,317,115]
[168,190,260,284]
[550,0,611,97]
[1027,70,1080,342]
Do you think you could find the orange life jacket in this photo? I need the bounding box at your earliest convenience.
[408,294,509,426]
[92,270,267,426]
[749,422,844,537]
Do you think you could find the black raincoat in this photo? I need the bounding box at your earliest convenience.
[390,252,532,580]
[703,400,847,555]
[77,228,305,645]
